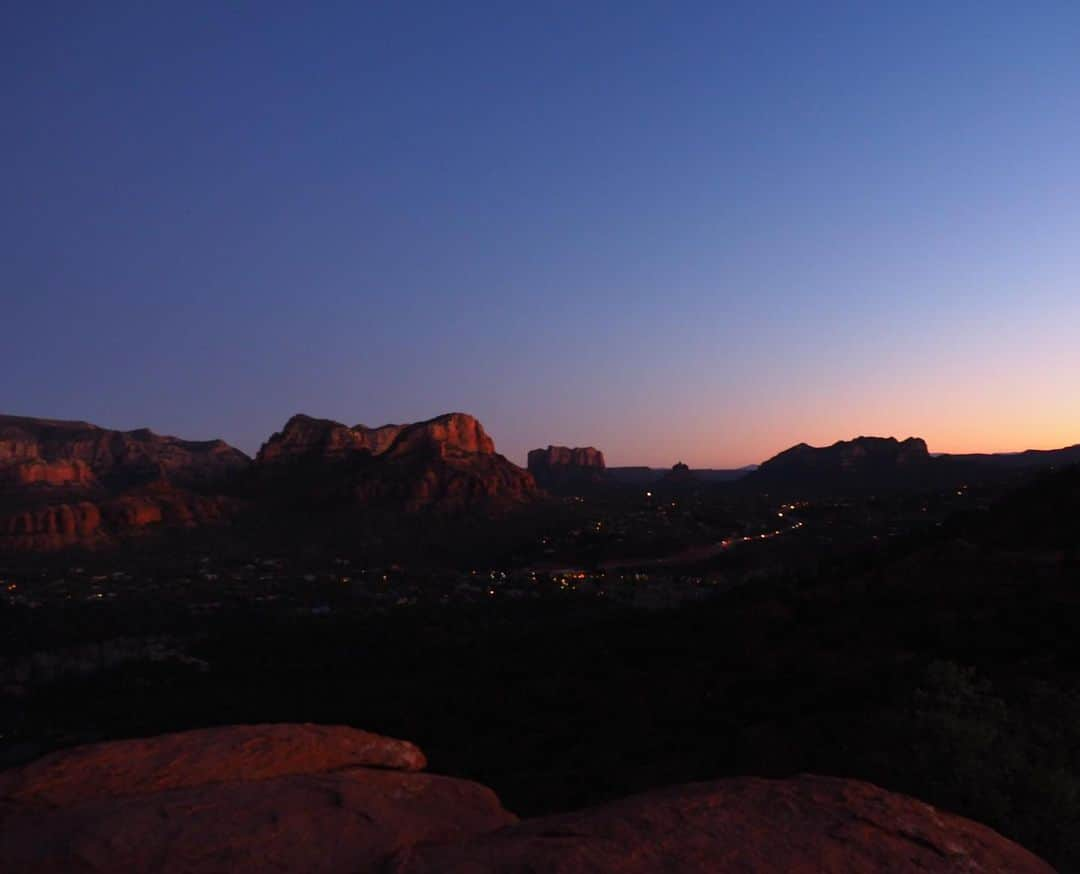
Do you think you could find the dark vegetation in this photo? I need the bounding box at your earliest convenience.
[2,469,1079,870]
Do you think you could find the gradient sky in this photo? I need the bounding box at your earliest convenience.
[4,2,1080,467]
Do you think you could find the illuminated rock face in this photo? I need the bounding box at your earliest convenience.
[255,412,536,512]
[2,459,96,487]
[385,413,497,459]
[0,502,104,551]
[255,414,405,464]
[0,726,1053,874]
[257,412,497,464]
[0,415,249,490]
[0,488,240,551]
[0,488,238,548]
[0,410,534,549]
[527,445,606,489]
[0,414,248,551]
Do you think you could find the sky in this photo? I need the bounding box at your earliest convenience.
[3,2,1079,467]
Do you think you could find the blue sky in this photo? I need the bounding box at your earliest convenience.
[4,2,1079,465]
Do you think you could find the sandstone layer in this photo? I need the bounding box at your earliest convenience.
[0,415,249,491]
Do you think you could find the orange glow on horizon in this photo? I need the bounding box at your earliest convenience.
[593,415,1080,471]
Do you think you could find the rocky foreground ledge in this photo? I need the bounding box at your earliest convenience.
[0,724,1055,873]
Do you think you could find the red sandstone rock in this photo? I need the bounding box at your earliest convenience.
[389,775,1055,874]
[0,408,538,549]
[0,415,249,490]
[527,445,606,489]
[0,725,510,874]
[0,769,512,874]
[350,451,539,512]
[0,727,1053,874]
[256,412,496,464]
[528,446,606,472]
[0,414,249,551]
[0,724,426,806]
[108,494,165,528]
[3,459,96,487]
[0,488,239,552]
[0,501,103,551]
[256,412,537,512]
[255,414,405,464]
[385,413,496,458]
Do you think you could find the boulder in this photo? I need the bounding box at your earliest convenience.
[0,723,427,806]
[389,774,1055,874]
[0,727,1053,874]
[0,724,514,874]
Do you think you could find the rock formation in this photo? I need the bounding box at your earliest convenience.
[384,413,496,459]
[254,412,537,512]
[0,725,514,874]
[0,488,238,552]
[761,436,931,473]
[527,445,606,490]
[0,501,105,551]
[257,413,499,465]
[659,459,700,490]
[0,724,428,805]
[744,435,1080,496]
[0,410,537,549]
[947,443,1080,470]
[0,724,1054,873]
[255,414,405,465]
[745,436,937,494]
[391,773,1055,873]
[0,415,249,491]
[0,458,96,488]
[0,415,248,551]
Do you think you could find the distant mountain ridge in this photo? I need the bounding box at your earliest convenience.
[3,410,1079,550]
[606,466,755,487]
[948,444,1080,470]
[744,434,1080,494]
[0,410,538,551]
[756,435,929,474]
